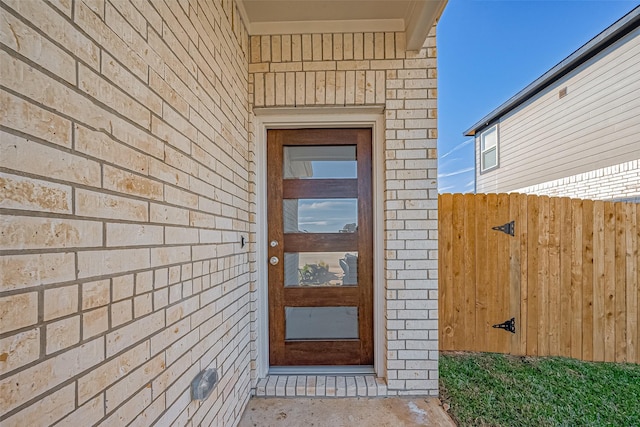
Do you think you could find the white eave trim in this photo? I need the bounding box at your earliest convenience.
[405,0,447,50]
[235,0,251,31]
[237,0,448,51]
[248,19,404,36]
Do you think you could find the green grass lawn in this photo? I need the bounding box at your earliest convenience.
[439,352,640,427]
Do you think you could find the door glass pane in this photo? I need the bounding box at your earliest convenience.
[284,252,358,287]
[285,306,359,340]
[284,199,357,233]
[284,146,356,179]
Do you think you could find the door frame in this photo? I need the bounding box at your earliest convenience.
[254,107,385,378]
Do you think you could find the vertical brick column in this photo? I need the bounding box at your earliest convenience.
[248,26,439,395]
[382,29,439,395]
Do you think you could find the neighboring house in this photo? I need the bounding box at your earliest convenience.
[465,6,640,200]
[0,0,446,425]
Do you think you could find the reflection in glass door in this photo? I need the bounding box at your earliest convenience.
[267,129,373,366]
[283,252,358,287]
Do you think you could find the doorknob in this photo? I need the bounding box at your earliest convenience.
[269,256,279,265]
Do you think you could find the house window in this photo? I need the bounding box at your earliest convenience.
[480,125,498,172]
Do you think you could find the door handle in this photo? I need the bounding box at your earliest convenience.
[269,256,279,265]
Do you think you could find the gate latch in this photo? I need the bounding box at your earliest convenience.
[492,317,516,334]
[492,220,515,236]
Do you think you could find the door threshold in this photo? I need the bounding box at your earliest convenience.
[269,365,375,376]
[255,372,388,397]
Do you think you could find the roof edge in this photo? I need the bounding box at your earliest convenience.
[463,6,640,137]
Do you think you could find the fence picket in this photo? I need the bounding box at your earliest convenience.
[570,199,584,360]
[627,203,638,363]
[560,197,573,357]
[548,197,561,356]
[475,194,489,351]
[593,201,605,361]
[582,199,594,361]
[509,193,523,355]
[439,193,454,350]
[604,202,616,362]
[615,203,627,362]
[538,196,550,356]
[527,195,540,356]
[486,193,500,353]
[582,200,593,360]
[463,193,477,351]
[452,194,465,350]
[517,194,529,356]
[497,194,511,353]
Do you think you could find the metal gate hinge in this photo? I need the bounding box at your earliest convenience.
[492,317,516,334]
[492,220,515,236]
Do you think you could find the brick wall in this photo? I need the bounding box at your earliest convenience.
[248,29,440,395]
[0,0,253,425]
[514,159,640,201]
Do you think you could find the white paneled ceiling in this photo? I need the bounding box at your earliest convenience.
[237,0,448,50]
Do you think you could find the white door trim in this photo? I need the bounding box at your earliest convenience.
[254,107,385,378]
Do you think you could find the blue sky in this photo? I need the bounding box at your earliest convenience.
[437,0,638,193]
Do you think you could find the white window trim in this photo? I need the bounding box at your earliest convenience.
[480,124,499,173]
[254,107,385,379]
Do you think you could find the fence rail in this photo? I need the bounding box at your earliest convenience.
[439,193,639,364]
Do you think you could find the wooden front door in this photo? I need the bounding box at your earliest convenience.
[267,128,374,366]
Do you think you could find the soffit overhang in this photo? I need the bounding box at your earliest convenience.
[237,0,448,51]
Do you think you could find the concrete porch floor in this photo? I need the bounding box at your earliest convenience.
[238,397,456,427]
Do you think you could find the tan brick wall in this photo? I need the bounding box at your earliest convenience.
[248,29,439,395]
[0,0,252,425]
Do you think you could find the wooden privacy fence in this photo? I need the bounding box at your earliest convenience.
[439,193,639,364]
